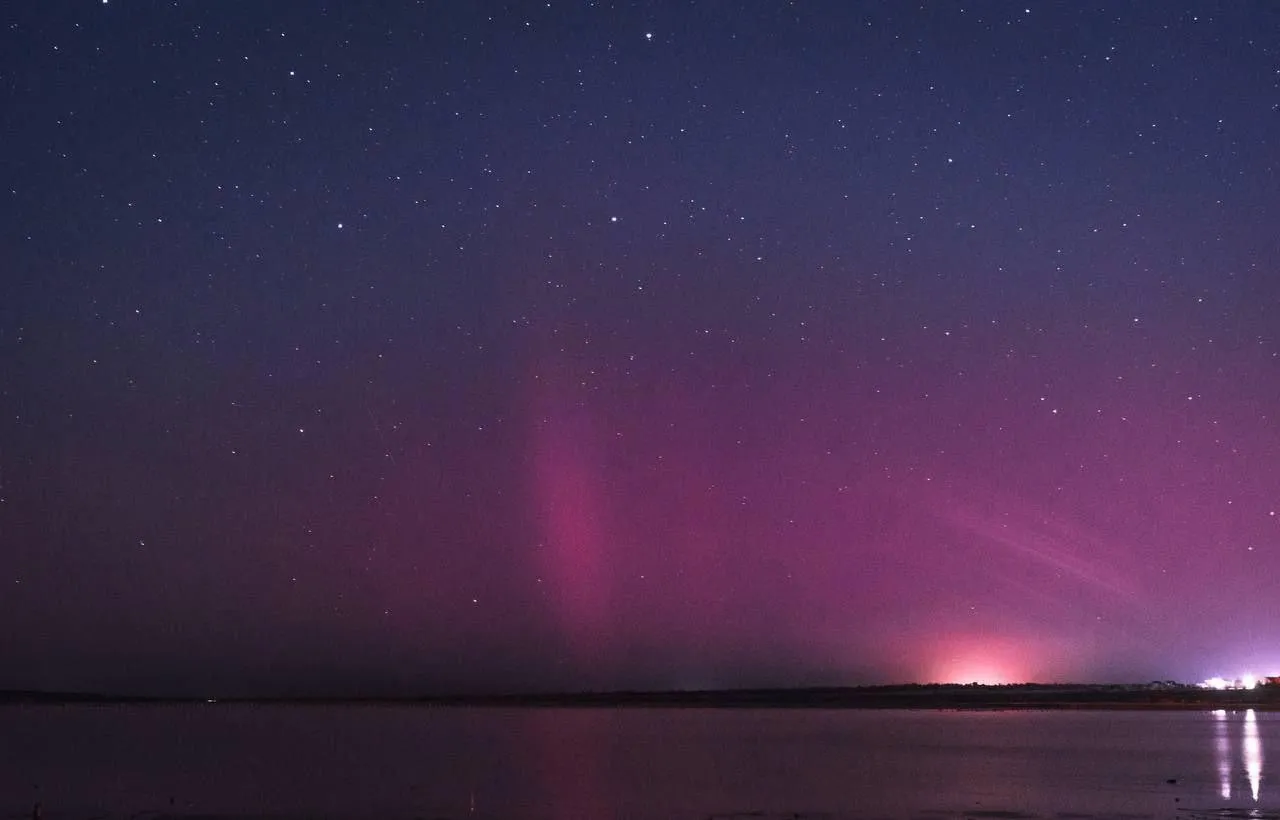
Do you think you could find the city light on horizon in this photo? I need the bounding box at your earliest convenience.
[1199,672,1280,691]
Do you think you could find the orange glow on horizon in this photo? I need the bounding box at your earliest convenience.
[926,635,1036,685]
[939,663,1016,686]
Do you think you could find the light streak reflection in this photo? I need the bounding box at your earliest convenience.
[1214,709,1232,800]
[1245,709,1263,802]
[1211,708,1265,804]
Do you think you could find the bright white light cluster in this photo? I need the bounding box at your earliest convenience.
[1202,674,1263,690]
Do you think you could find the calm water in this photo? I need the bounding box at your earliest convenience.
[2,706,1279,820]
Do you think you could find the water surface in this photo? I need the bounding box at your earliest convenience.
[2,705,1277,819]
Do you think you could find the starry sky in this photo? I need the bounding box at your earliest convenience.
[2,1,1279,697]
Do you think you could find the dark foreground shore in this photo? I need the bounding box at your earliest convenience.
[5,682,1280,710]
[22,813,1280,820]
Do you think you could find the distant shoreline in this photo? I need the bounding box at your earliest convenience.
[6,683,1280,710]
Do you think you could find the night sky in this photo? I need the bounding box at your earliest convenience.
[2,1,1279,697]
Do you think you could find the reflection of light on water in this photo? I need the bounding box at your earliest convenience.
[1211,709,1266,804]
[1245,709,1263,802]
[1215,709,1232,800]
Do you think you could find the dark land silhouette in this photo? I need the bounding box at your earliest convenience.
[5,682,1280,709]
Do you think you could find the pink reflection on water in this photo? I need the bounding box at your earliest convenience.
[528,709,613,820]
